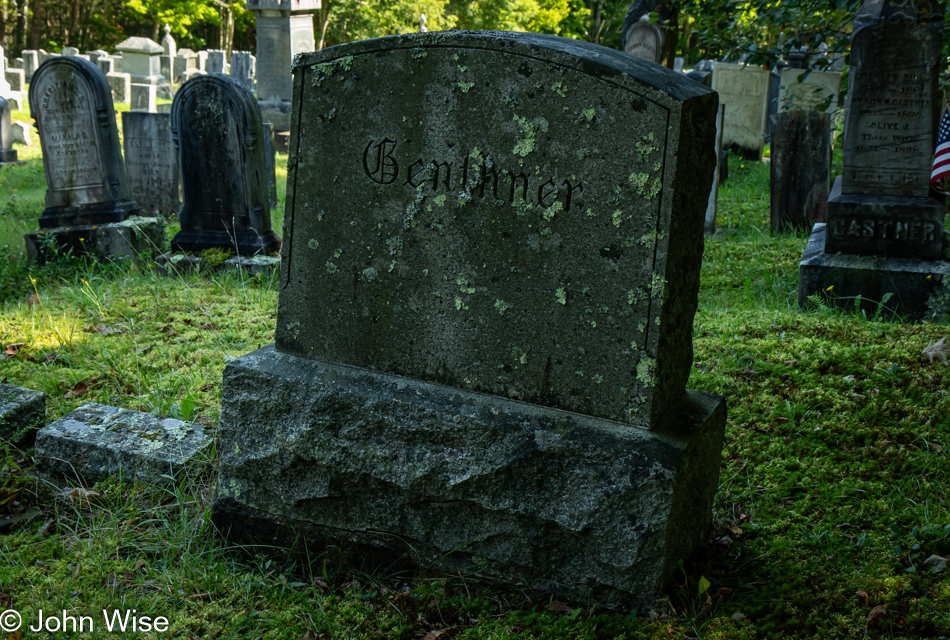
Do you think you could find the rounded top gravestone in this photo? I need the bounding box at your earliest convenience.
[170,73,280,255]
[28,56,141,227]
[277,30,717,428]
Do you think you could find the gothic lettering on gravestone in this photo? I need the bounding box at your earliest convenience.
[29,56,141,227]
[277,35,717,428]
[841,1,942,198]
[170,74,280,255]
[122,112,179,215]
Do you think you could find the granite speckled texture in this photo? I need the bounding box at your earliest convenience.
[0,383,46,444]
[36,402,213,486]
[214,346,726,609]
[278,31,718,428]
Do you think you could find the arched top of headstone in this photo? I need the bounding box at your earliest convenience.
[28,55,138,225]
[170,73,277,255]
[29,55,117,124]
[620,0,675,50]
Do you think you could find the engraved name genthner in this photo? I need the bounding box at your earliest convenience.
[363,138,584,211]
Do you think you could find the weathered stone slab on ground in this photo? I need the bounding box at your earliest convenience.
[153,253,279,278]
[215,345,725,609]
[0,383,46,444]
[36,402,212,486]
[25,215,165,264]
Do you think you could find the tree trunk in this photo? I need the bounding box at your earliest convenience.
[63,0,78,44]
[27,0,42,50]
[152,17,160,41]
[316,0,333,50]
[1,0,8,51]
[14,0,27,53]
[219,4,233,57]
[590,0,603,44]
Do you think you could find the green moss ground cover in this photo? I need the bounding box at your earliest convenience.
[0,118,948,638]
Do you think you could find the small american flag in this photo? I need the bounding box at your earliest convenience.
[931,109,950,195]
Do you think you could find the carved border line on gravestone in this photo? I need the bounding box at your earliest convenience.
[169,74,280,255]
[29,56,141,227]
[277,31,717,428]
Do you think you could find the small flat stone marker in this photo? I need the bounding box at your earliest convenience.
[35,402,212,486]
[0,383,46,444]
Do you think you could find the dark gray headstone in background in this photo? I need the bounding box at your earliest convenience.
[825,0,944,258]
[799,0,948,319]
[619,0,678,68]
[213,31,726,610]
[770,110,830,233]
[170,74,280,255]
[28,56,141,227]
[122,112,180,215]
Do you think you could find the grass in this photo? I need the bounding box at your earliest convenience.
[1,116,949,638]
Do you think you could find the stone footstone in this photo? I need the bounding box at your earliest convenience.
[798,223,950,319]
[154,252,203,276]
[0,384,46,445]
[214,346,726,609]
[25,215,166,264]
[224,255,280,277]
[35,402,213,486]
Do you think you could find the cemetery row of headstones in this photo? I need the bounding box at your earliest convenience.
[23,55,281,265]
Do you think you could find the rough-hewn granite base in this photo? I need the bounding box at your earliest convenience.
[0,383,46,445]
[25,215,166,264]
[799,223,950,320]
[213,346,726,609]
[35,402,213,486]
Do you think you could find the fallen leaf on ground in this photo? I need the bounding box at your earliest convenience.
[423,631,452,640]
[189,592,212,601]
[26,293,41,306]
[725,525,743,539]
[855,589,869,607]
[66,487,100,507]
[922,337,950,365]
[730,612,747,621]
[4,342,25,356]
[199,322,220,331]
[543,600,572,613]
[867,604,887,623]
[64,380,89,399]
[42,352,57,363]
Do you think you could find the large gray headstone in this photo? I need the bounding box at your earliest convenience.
[114,37,165,84]
[799,0,947,319]
[122,112,180,215]
[28,56,141,227]
[206,50,226,74]
[214,31,725,609]
[170,74,280,255]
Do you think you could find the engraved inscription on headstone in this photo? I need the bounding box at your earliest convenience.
[278,35,717,427]
[841,4,942,198]
[122,112,180,215]
[29,56,140,226]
